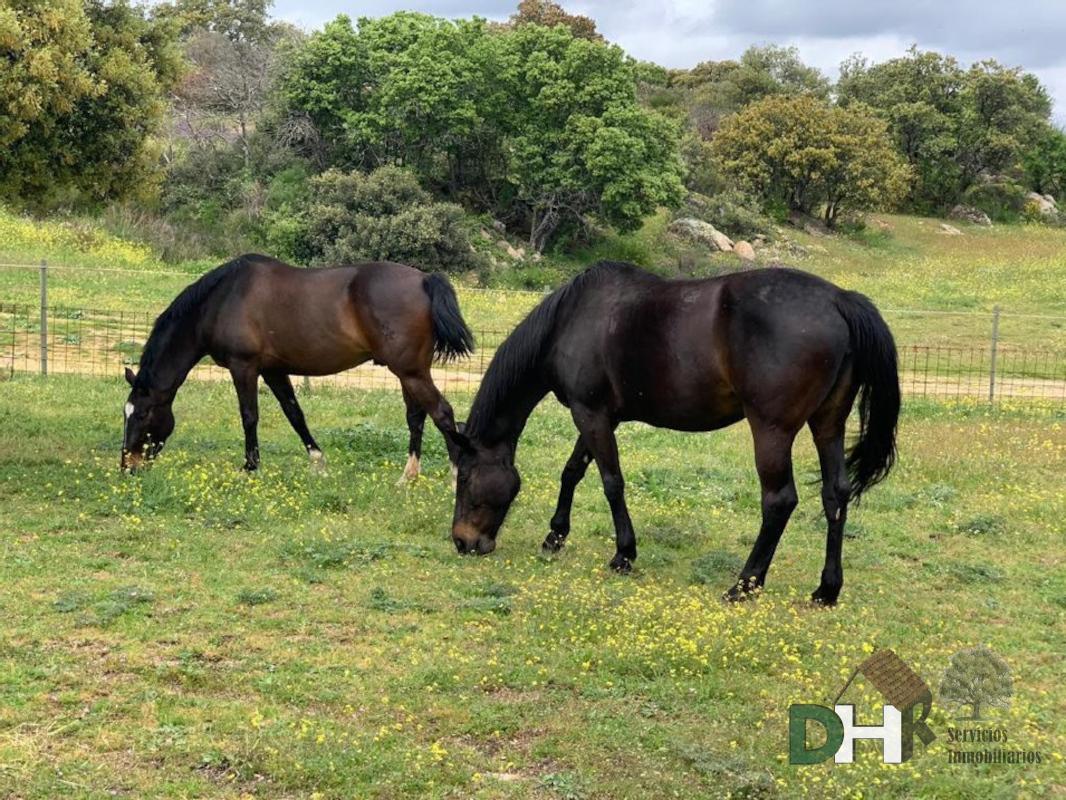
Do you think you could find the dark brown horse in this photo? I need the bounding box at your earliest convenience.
[121,254,473,476]
[447,262,899,605]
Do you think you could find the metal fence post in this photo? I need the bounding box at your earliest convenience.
[39,259,48,376]
[988,305,1000,404]
[303,375,311,394]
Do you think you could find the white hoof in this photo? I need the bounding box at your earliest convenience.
[396,453,420,485]
[309,449,326,472]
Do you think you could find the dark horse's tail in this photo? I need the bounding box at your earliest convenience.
[835,290,901,502]
[422,273,475,363]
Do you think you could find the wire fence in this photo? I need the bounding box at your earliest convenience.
[1,260,1064,403]
[2,300,1064,403]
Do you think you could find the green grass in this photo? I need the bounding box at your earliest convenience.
[0,375,1063,798]
[2,207,1065,349]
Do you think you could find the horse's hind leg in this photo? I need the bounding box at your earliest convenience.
[396,371,460,472]
[262,370,323,465]
[398,386,427,483]
[542,435,593,553]
[727,421,799,601]
[809,419,851,606]
[230,362,260,471]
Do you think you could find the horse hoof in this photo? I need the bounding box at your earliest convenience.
[309,449,327,472]
[811,585,841,606]
[541,532,566,554]
[723,579,759,603]
[608,554,633,574]
[396,454,420,485]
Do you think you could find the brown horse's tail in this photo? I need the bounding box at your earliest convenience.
[835,290,900,503]
[423,273,474,363]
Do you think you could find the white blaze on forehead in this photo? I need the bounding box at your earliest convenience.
[124,402,134,420]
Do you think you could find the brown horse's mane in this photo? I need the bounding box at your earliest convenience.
[465,262,650,440]
[135,255,251,389]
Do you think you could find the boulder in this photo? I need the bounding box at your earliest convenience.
[948,204,992,226]
[939,223,963,236]
[668,218,734,252]
[787,210,829,237]
[1025,192,1058,216]
[733,240,756,260]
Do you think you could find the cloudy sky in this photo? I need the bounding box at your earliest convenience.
[270,1,1066,125]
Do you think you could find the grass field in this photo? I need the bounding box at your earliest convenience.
[1,376,1063,798]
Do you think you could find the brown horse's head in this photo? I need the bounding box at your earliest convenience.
[448,429,520,556]
[121,367,175,471]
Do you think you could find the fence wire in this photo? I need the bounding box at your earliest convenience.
[2,301,1064,403]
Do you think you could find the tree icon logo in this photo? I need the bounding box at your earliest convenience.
[939,645,1013,720]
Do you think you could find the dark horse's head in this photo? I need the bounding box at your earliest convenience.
[448,428,520,556]
[121,367,175,471]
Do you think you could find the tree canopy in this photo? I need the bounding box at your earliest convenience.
[838,47,1053,212]
[711,95,909,225]
[0,0,182,209]
[281,13,684,250]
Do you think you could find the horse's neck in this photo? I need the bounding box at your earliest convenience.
[143,323,204,394]
[476,370,549,451]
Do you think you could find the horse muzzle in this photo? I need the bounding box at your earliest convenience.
[452,523,496,556]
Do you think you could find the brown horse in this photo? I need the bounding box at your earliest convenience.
[121,254,473,476]
[446,262,899,605]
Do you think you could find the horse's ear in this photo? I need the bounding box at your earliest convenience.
[124,367,136,387]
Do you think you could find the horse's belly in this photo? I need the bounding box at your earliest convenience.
[265,343,371,376]
[621,370,743,432]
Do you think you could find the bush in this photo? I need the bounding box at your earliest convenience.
[680,190,771,240]
[961,177,1029,222]
[293,167,479,271]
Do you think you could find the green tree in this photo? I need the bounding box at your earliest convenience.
[498,24,685,249]
[1024,127,1066,198]
[282,13,496,188]
[711,95,908,226]
[838,47,1054,211]
[939,645,1013,720]
[0,0,181,209]
[282,14,684,251]
[672,46,829,138]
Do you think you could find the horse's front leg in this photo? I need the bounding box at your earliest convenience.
[542,435,592,553]
[570,405,636,573]
[229,363,260,471]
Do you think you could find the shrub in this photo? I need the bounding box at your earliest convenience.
[961,177,1028,222]
[293,167,479,271]
[680,190,771,240]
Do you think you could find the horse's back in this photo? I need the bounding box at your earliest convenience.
[548,264,854,431]
[206,257,433,375]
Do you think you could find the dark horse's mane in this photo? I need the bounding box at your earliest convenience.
[466,262,651,439]
[135,255,248,389]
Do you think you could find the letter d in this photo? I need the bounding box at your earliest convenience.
[789,704,845,764]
